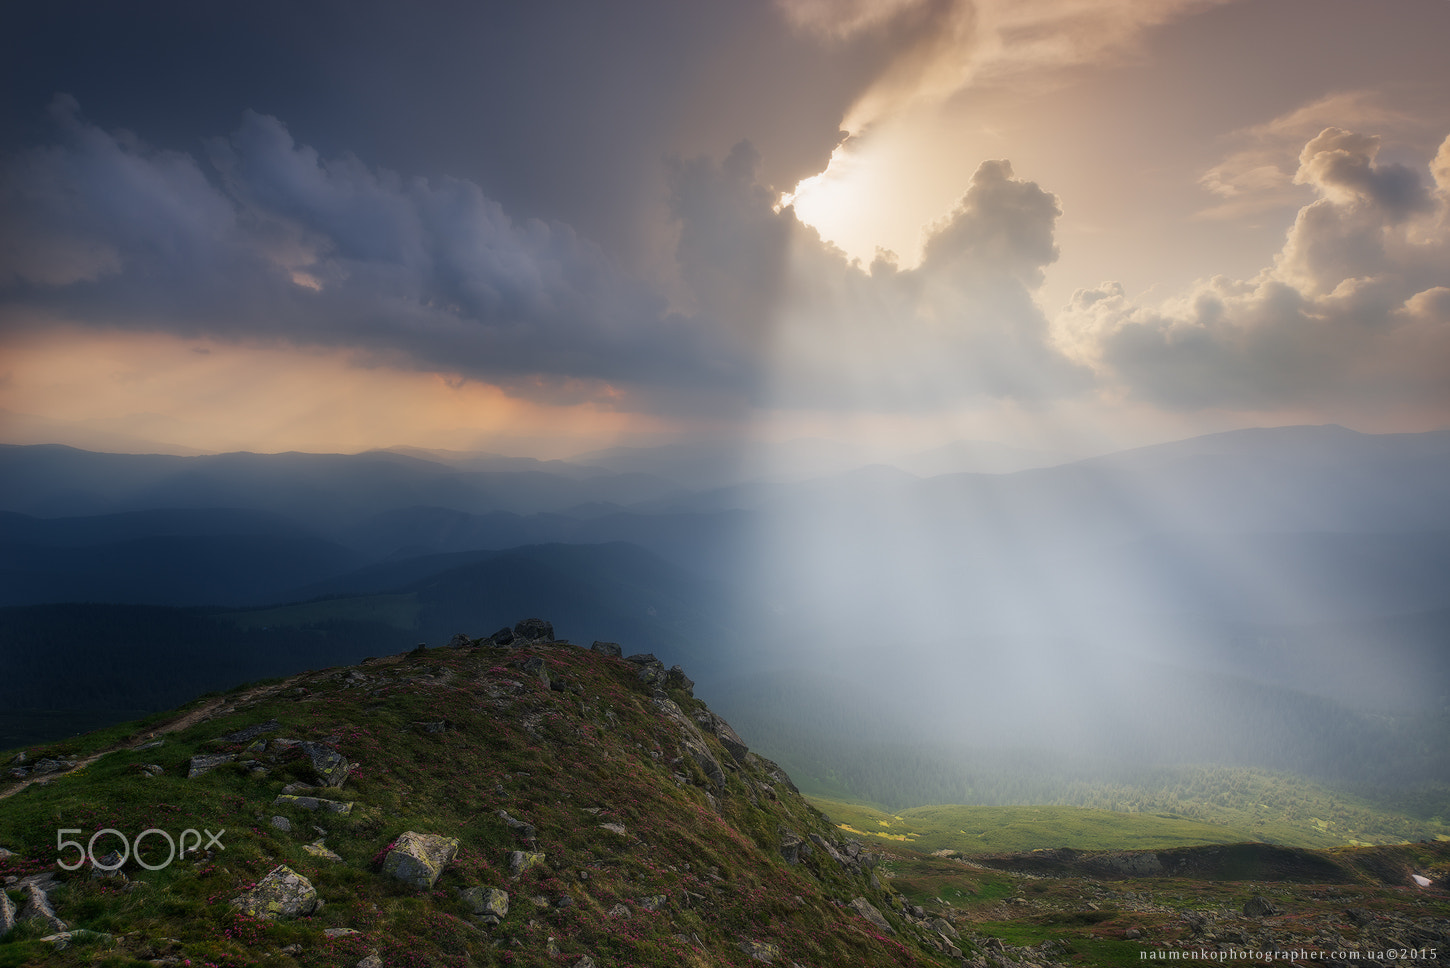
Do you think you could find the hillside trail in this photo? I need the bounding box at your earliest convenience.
[0,676,303,802]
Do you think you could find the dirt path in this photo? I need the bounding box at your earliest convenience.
[0,677,301,801]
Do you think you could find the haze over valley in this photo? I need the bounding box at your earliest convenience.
[4,0,1450,858]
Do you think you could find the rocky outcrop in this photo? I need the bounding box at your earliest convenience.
[513,618,554,643]
[850,896,895,935]
[230,865,320,919]
[653,696,727,789]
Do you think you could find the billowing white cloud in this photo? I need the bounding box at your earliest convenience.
[1059,128,1450,416]
[665,144,1091,409]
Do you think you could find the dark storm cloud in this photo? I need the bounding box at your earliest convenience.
[1,98,1091,412]
[0,98,730,398]
[0,0,896,271]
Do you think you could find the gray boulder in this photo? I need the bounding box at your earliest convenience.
[188,753,236,778]
[590,641,622,657]
[230,865,320,919]
[513,618,554,642]
[458,886,509,923]
[1,889,16,938]
[381,831,460,890]
[299,742,352,788]
[509,850,546,877]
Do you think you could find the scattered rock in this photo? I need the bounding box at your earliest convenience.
[357,952,383,968]
[447,632,473,649]
[509,850,546,878]
[20,882,67,933]
[513,618,554,643]
[519,656,551,688]
[302,840,343,862]
[230,866,320,920]
[413,720,448,733]
[324,927,360,938]
[32,758,77,776]
[219,719,280,744]
[641,894,667,912]
[188,753,237,778]
[90,849,126,881]
[270,816,292,832]
[739,940,782,963]
[273,793,354,814]
[590,641,622,657]
[849,896,895,935]
[459,886,510,921]
[381,831,460,890]
[300,741,352,788]
[498,810,537,841]
[599,823,628,836]
[1,889,16,938]
[1243,895,1280,917]
[607,903,631,919]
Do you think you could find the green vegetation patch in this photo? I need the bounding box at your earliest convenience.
[808,797,1257,855]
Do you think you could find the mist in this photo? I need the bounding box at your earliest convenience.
[698,425,1450,810]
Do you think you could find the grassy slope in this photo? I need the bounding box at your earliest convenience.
[0,642,950,968]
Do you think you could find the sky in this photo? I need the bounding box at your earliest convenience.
[2,0,1449,460]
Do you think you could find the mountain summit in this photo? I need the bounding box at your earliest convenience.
[0,621,956,967]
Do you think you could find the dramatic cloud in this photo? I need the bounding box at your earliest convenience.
[2,99,1094,419]
[665,143,1090,409]
[778,0,1230,133]
[1060,128,1450,416]
[0,98,727,404]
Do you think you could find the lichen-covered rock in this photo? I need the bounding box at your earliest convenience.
[302,840,343,862]
[382,831,460,889]
[459,886,509,922]
[300,741,352,788]
[509,850,546,877]
[739,940,782,963]
[230,865,320,920]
